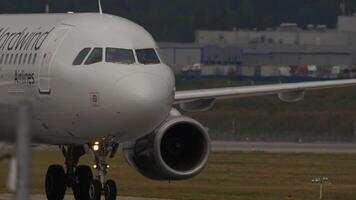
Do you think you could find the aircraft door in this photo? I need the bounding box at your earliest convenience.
[38,26,71,95]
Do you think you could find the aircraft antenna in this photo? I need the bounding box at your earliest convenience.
[98,0,103,15]
[44,0,50,13]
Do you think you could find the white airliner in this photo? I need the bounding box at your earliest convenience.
[1,12,356,200]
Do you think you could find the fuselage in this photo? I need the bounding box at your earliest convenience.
[0,13,175,144]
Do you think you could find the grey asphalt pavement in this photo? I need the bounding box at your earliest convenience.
[212,141,356,153]
[0,194,171,200]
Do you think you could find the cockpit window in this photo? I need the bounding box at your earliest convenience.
[106,48,135,64]
[135,48,160,64]
[73,48,91,65]
[85,48,103,65]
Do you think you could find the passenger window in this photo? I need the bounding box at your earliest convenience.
[0,54,3,64]
[9,54,13,64]
[4,54,8,64]
[23,54,27,65]
[28,54,32,64]
[19,54,22,65]
[135,48,160,64]
[106,48,135,64]
[73,48,91,65]
[14,54,18,65]
[33,53,37,64]
[85,48,102,65]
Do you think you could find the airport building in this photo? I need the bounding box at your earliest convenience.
[158,15,356,78]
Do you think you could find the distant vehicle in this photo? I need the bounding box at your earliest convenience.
[182,63,202,71]
[290,65,309,76]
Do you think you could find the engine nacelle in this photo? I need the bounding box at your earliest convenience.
[123,116,211,181]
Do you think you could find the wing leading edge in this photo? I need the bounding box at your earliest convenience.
[175,79,356,104]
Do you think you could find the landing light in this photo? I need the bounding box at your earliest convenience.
[93,164,98,169]
[92,144,100,151]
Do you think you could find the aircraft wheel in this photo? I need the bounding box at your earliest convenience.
[104,179,117,200]
[89,179,102,200]
[72,165,93,200]
[45,165,67,200]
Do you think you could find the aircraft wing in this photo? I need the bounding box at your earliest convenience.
[174,79,356,111]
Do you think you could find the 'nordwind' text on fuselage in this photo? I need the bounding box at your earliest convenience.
[0,27,54,51]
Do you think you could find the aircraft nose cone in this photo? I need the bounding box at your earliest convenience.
[113,73,173,134]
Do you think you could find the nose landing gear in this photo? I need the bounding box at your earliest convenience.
[44,140,119,200]
[89,140,119,200]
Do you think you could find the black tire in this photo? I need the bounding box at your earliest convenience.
[89,179,102,200]
[104,180,117,200]
[72,165,93,200]
[45,165,67,200]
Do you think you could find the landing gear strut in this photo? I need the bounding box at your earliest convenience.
[89,140,119,200]
[44,141,119,200]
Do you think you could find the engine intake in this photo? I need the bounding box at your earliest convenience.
[123,116,211,181]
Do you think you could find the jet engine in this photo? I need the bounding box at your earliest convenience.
[123,116,211,181]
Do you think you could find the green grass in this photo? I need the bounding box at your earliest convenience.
[176,78,356,142]
[1,150,356,200]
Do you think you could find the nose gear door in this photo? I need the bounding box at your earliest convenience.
[38,26,72,95]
